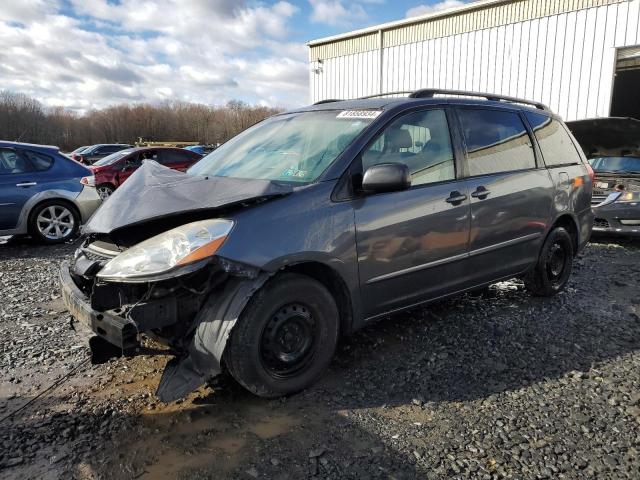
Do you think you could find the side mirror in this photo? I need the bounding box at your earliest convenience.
[362,163,411,193]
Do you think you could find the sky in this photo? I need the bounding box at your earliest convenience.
[0,0,469,112]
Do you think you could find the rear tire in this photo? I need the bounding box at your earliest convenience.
[28,200,80,244]
[96,184,115,200]
[224,273,339,398]
[524,227,574,297]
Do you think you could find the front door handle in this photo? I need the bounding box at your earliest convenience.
[445,191,467,205]
[16,182,37,187]
[471,186,491,199]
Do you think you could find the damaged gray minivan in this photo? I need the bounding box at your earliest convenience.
[60,89,594,401]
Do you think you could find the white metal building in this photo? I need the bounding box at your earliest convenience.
[308,0,640,121]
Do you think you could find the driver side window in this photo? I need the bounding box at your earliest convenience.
[362,109,455,187]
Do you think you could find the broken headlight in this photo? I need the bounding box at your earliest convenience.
[97,219,234,282]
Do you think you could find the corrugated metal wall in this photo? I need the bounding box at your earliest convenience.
[309,0,640,121]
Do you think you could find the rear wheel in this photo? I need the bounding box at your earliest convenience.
[524,227,574,296]
[28,200,79,244]
[224,273,339,398]
[96,184,115,200]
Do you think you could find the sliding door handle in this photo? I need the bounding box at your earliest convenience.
[445,191,467,204]
[471,186,491,199]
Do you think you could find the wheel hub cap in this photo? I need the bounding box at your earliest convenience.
[260,303,317,377]
[547,243,566,279]
[36,206,74,240]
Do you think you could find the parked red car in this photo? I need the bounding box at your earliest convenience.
[89,147,202,199]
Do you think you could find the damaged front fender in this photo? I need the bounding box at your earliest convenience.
[156,273,271,402]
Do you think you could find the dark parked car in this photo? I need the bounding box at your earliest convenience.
[67,145,91,159]
[89,147,202,199]
[184,145,215,156]
[60,90,593,401]
[0,141,102,243]
[75,144,132,165]
[567,117,640,236]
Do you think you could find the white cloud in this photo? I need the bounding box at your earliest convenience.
[0,0,309,112]
[308,0,368,27]
[406,0,467,18]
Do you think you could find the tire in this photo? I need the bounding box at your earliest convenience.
[28,200,80,244]
[524,227,574,297]
[224,273,340,398]
[96,184,115,200]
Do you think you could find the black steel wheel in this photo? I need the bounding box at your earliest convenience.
[524,227,574,296]
[225,273,339,398]
[260,303,319,378]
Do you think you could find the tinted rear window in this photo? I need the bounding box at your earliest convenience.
[23,150,54,171]
[458,109,536,176]
[525,112,581,167]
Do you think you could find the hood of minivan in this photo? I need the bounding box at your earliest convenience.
[83,160,292,241]
[566,117,640,158]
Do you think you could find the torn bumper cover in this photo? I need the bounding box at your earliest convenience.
[60,259,270,402]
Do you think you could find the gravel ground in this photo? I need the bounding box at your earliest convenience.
[0,235,639,479]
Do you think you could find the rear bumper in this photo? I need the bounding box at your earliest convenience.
[59,261,140,354]
[75,186,102,223]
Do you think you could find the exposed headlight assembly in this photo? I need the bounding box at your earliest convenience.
[97,219,234,282]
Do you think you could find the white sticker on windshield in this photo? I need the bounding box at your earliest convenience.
[337,110,382,120]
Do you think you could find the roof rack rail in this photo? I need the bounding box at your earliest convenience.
[313,99,343,105]
[408,89,550,111]
[358,91,415,100]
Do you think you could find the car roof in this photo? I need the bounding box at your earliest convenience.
[126,146,190,152]
[290,95,555,118]
[0,141,59,152]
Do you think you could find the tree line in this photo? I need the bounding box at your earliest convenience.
[0,90,281,151]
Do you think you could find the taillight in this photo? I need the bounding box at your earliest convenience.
[585,163,595,183]
[80,175,95,186]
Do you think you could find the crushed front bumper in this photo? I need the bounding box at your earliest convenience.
[59,261,140,355]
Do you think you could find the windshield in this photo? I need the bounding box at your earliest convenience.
[93,150,131,166]
[71,146,89,154]
[187,110,377,183]
[588,156,640,174]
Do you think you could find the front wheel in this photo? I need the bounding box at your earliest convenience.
[524,227,574,297]
[224,273,340,398]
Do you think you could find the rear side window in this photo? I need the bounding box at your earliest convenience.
[158,150,190,165]
[458,109,536,176]
[23,150,54,171]
[0,148,31,174]
[525,112,581,167]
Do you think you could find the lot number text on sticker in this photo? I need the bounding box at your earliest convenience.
[337,110,382,120]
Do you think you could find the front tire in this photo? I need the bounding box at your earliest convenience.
[524,227,574,297]
[28,200,80,244]
[224,273,340,398]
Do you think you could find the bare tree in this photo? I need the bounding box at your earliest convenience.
[0,90,282,151]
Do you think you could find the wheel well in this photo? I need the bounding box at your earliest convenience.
[552,215,579,255]
[280,262,353,336]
